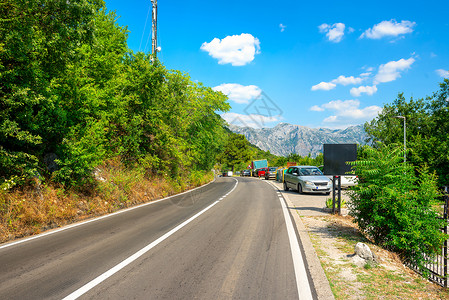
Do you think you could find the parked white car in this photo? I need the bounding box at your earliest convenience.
[283,166,332,195]
[325,175,358,188]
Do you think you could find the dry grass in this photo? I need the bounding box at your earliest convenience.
[303,215,449,300]
[0,159,214,243]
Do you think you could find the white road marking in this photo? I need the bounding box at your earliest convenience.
[266,181,313,299]
[279,195,314,300]
[0,178,219,250]
[62,178,238,300]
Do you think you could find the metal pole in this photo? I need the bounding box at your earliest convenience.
[444,195,448,287]
[337,176,341,215]
[332,176,336,214]
[151,0,158,58]
[403,117,406,164]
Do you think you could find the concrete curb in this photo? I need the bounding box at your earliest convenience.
[269,181,335,300]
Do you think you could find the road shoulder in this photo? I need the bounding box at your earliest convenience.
[267,180,335,300]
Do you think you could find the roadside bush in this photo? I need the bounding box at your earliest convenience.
[325,198,346,208]
[348,144,447,271]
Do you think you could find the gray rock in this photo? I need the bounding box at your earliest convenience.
[93,168,106,182]
[351,254,367,267]
[355,242,376,262]
[228,123,367,157]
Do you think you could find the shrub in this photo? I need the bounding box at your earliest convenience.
[325,197,346,209]
[348,144,447,272]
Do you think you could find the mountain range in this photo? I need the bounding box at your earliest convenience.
[228,123,367,157]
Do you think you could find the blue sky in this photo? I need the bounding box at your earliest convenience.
[105,0,449,129]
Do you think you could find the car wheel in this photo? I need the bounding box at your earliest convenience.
[298,183,303,194]
[283,181,289,191]
[325,192,330,195]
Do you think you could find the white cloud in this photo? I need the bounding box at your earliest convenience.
[332,75,363,86]
[350,85,378,97]
[436,69,449,78]
[319,23,346,43]
[213,83,261,104]
[311,75,364,91]
[312,100,382,128]
[310,105,325,112]
[279,23,286,32]
[200,33,260,66]
[323,115,338,123]
[311,81,337,91]
[374,57,415,84]
[221,112,280,128]
[322,99,360,111]
[361,20,416,39]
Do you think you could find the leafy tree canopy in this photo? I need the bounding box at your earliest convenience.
[0,0,230,189]
[365,79,449,186]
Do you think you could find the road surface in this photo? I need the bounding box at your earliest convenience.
[0,177,316,299]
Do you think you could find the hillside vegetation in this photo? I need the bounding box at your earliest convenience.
[0,1,229,189]
[0,1,230,240]
[348,81,449,275]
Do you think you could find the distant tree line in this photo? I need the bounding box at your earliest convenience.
[0,0,230,189]
[217,131,323,172]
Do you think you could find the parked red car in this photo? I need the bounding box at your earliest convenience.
[257,167,268,178]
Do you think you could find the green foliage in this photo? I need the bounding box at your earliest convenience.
[365,80,449,186]
[217,132,253,171]
[348,144,447,271]
[325,197,346,208]
[0,1,230,188]
[274,153,323,167]
[217,129,323,172]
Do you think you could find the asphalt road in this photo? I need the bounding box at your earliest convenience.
[0,177,315,299]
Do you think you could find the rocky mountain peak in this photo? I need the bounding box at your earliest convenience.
[228,123,367,157]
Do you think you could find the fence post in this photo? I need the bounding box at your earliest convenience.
[332,176,336,214]
[332,176,342,215]
[444,194,448,287]
[337,176,342,215]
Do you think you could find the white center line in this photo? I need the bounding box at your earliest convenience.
[0,178,219,250]
[63,178,238,300]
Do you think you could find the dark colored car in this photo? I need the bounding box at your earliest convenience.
[252,169,258,177]
[264,167,278,180]
[241,169,251,176]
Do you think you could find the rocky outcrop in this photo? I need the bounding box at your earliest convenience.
[229,123,367,157]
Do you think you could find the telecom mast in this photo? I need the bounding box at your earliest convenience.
[151,0,158,58]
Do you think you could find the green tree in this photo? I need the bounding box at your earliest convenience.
[0,1,231,188]
[217,133,253,172]
[0,0,105,186]
[348,144,446,271]
[365,80,449,185]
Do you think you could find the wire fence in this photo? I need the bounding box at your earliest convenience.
[408,194,448,287]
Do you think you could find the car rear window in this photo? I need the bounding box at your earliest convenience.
[299,167,323,176]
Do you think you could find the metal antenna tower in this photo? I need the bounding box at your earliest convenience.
[151,0,158,58]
